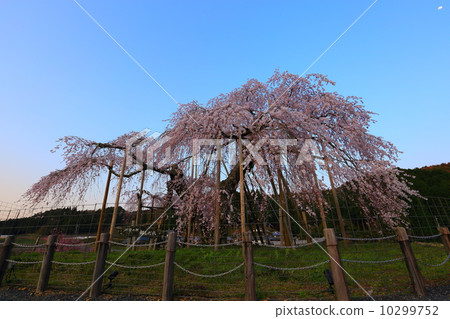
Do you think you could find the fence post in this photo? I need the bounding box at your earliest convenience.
[162,231,176,301]
[324,228,349,301]
[36,234,57,292]
[437,227,450,255]
[0,235,15,286]
[395,227,426,297]
[243,231,256,300]
[32,236,41,252]
[90,232,110,298]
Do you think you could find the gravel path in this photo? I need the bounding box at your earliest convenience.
[1,285,449,301]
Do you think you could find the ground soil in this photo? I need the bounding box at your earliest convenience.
[0,285,449,301]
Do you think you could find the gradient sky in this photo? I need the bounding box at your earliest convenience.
[0,0,449,204]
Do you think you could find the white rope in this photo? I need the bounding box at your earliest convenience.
[105,260,165,269]
[254,260,330,271]
[6,259,42,264]
[342,257,404,264]
[108,241,132,247]
[146,240,168,246]
[416,254,450,267]
[56,242,96,247]
[336,235,396,241]
[12,243,44,249]
[174,262,244,278]
[109,240,167,247]
[409,234,441,240]
[177,241,241,247]
[52,260,96,265]
[256,238,325,248]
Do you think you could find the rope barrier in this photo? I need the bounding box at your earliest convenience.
[408,234,441,240]
[254,260,330,271]
[52,260,96,265]
[56,242,96,247]
[177,241,241,247]
[174,262,244,277]
[416,254,450,267]
[336,235,396,241]
[109,240,168,247]
[6,259,42,264]
[105,260,165,269]
[341,257,404,264]
[11,243,46,248]
[256,238,325,248]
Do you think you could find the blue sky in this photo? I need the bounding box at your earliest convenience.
[0,0,449,203]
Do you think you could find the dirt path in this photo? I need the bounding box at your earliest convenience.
[0,285,449,301]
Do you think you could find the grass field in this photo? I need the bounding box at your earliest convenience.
[3,237,449,300]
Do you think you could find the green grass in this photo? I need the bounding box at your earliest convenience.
[4,241,449,300]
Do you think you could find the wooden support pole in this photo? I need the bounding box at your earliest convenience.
[0,235,14,286]
[301,211,312,243]
[109,152,127,239]
[36,234,57,292]
[312,169,327,230]
[95,161,113,252]
[324,159,348,241]
[90,233,110,298]
[33,236,41,252]
[438,227,450,255]
[395,227,426,297]
[324,228,349,301]
[136,169,146,227]
[214,144,222,251]
[186,216,192,248]
[162,231,177,301]
[238,132,246,239]
[243,231,256,300]
[279,172,311,243]
[277,169,293,247]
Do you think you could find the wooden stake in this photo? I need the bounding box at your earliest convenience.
[95,161,113,252]
[0,235,14,286]
[395,227,426,297]
[279,172,311,243]
[162,231,177,301]
[301,211,311,243]
[323,228,349,301]
[324,157,347,240]
[36,234,57,292]
[214,144,222,251]
[109,152,127,239]
[238,132,246,239]
[186,216,192,249]
[438,227,450,255]
[136,169,146,227]
[277,169,293,247]
[90,233,109,298]
[33,236,41,252]
[312,168,327,229]
[243,231,256,300]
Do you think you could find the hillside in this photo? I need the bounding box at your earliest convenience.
[402,162,450,198]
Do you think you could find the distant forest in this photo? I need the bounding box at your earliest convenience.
[402,162,450,198]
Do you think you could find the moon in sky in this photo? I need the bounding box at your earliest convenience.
[437,6,443,10]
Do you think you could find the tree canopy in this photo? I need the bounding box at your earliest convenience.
[24,70,419,238]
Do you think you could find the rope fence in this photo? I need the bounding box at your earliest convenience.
[174,262,244,278]
[336,235,396,241]
[253,260,330,271]
[51,260,96,266]
[0,225,449,300]
[105,260,166,269]
[6,259,42,265]
[341,257,404,264]
[416,254,450,267]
